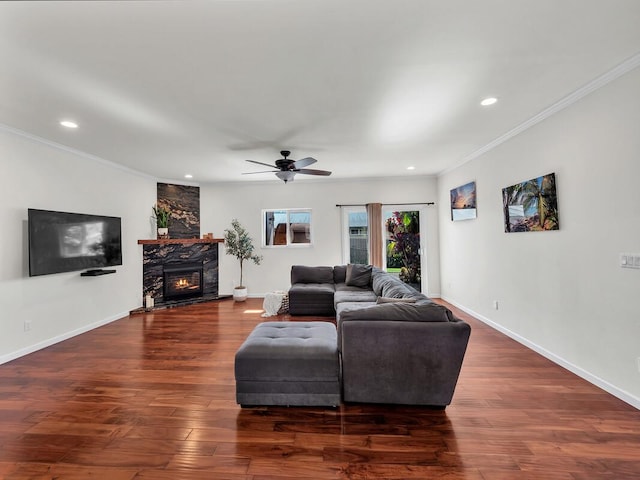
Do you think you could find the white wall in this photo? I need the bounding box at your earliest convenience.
[0,128,156,363]
[438,67,640,408]
[201,176,440,297]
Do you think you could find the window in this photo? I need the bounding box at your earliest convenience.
[341,207,369,264]
[263,209,312,247]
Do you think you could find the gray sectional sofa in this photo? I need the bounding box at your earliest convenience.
[288,264,471,407]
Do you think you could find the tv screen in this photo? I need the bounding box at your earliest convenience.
[28,209,122,276]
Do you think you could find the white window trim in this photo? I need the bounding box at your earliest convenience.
[262,208,313,248]
[341,205,367,264]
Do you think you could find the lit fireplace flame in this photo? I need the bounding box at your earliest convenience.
[175,278,190,289]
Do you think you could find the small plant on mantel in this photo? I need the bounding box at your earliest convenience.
[223,219,262,301]
[152,204,171,239]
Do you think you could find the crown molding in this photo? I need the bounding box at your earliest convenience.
[0,122,155,181]
[440,51,640,176]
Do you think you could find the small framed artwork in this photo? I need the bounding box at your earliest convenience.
[450,181,477,221]
[502,172,559,233]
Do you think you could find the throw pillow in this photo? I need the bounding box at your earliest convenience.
[376,296,417,304]
[345,264,372,287]
[333,265,347,284]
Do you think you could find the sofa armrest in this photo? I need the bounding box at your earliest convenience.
[340,319,471,406]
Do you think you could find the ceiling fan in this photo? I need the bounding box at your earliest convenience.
[243,150,332,183]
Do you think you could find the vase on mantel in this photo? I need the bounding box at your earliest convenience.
[157,227,169,239]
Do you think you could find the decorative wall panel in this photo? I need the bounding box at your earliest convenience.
[157,183,200,239]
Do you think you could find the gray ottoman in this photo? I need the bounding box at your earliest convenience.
[235,322,340,407]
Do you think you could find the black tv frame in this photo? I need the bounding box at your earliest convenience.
[28,208,122,277]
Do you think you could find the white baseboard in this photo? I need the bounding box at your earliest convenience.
[0,311,128,366]
[442,296,640,411]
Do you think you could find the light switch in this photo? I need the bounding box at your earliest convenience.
[621,253,640,269]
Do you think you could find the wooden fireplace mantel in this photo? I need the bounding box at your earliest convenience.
[137,238,224,245]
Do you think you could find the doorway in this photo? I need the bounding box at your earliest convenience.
[382,206,425,293]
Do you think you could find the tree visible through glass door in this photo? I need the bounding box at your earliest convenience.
[384,210,421,291]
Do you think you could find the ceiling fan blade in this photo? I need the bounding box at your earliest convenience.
[296,168,332,176]
[246,159,278,169]
[242,170,277,175]
[292,157,317,169]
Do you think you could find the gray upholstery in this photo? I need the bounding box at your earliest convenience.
[340,319,471,406]
[345,264,372,287]
[376,296,417,304]
[288,283,336,316]
[338,302,454,323]
[333,286,378,307]
[371,268,428,301]
[287,265,471,408]
[291,265,334,284]
[289,266,337,315]
[235,322,340,407]
[333,265,347,284]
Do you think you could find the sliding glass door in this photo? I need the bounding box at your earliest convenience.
[341,204,428,293]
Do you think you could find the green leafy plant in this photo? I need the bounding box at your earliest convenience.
[385,211,421,286]
[224,219,263,288]
[152,204,171,228]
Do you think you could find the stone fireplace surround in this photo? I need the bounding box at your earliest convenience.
[138,238,223,309]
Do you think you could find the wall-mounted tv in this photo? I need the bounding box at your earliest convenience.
[28,209,122,276]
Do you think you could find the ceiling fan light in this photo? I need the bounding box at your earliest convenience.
[276,171,296,183]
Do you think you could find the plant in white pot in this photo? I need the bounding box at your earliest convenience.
[152,204,171,239]
[223,219,263,301]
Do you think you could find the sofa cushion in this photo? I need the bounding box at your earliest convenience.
[371,267,387,296]
[288,283,336,316]
[334,289,378,306]
[336,301,377,323]
[381,277,416,298]
[291,265,334,284]
[376,296,417,304]
[339,302,454,323]
[333,265,347,284]
[346,264,372,287]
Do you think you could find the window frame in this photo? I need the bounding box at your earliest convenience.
[340,206,369,264]
[262,208,313,248]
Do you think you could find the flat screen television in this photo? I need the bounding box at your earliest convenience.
[28,209,122,276]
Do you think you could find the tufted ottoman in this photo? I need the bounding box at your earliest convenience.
[234,322,340,407]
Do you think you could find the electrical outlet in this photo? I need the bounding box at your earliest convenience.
[24,320,32,332]
[493,300,499,310]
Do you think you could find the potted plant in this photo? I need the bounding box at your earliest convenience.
[223,219,263,301]
[152,204,171,239]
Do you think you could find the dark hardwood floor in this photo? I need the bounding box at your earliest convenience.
[0,298,639,479]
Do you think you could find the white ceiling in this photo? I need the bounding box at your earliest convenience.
[2,0,640,184]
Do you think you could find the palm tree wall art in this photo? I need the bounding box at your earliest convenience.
[502,173,559,233]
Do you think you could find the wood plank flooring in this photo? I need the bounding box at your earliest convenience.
[0,298,639,479]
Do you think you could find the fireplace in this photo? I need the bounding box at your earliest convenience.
[163,263,204,301]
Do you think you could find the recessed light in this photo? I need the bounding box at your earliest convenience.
[184,174,193,179]
[60,120,78,128]
[480,97,497,106]
[407,166,416,170]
